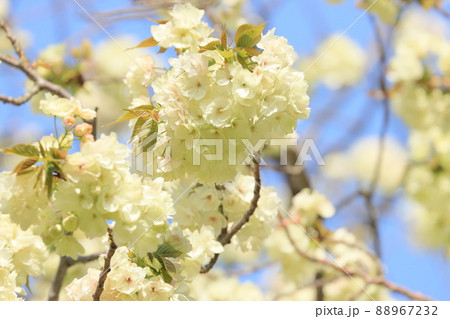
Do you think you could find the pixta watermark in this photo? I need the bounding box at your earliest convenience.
[131,135,325,176]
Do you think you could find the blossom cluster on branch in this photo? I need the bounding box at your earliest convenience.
[0,0,446,301]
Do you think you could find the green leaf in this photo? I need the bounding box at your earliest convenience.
[241,47,262,56]
[235,48,249,58]
[52,162,67,181]
[155,243,182,258]
[131,117,148,142]
[45,167,54,198]
[208,58,216,67]
[236,54,250,70]
[12,157,38,174]
[128,37,158,50]
[50,148,68,160]
[141,120,159,152]
[128,105,158,120]
[218,50,235,59]
[1,144,40,157]
[235,23,266,48]
[135,256,148,268]
[38,142,46,157]
[200,40,221,51]
[17,166,37,176]
[105,111,139,127]
[33,166,44,189]
[162,257,176,273]
[160,269,172,284]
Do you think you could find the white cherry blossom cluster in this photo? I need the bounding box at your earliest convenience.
[301,34,367,89]
[64,247,185,301]
[322,137,409,195]
[129,3,310,183]
[189,269,264,300]
[388,9,450,132]
[265,189,388,300]
[0,213,48,300]
[384,9,450,253]
[173,174,281,253]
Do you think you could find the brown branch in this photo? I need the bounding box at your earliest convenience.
[273,275,346,301]
[0,19,73,106]
[200,157,261,273]
[48,253,102,301]
[334,191,360,212]
[436,0,450,18]
[1,19,26,61]
[281,217,432,301]
[0,85,40,106]
[92,227,117,301]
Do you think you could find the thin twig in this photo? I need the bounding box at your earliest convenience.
[281,219,432,301]
[48,253,102,301]
[200,156,261,273]
[0,85,40,106]
[273,275,346,301]
[0,19,73,106]
[334,191,360,212]
[92,227,117,301]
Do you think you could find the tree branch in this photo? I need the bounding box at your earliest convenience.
[200,156,261,273]
[0,19,73,106]
[48,253,102,301]
[92,227,117,301]
[281,218,432,301]
[0,85,40,106]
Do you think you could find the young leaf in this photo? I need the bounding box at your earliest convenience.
[33,166,44,189]
[162,258,176,273]
[130,117,148,142]
[221,28,227,48]
[235,48,249,58]
[105,111,139,127]
[45,167,54,198]
[146,17,169,24]
[200,40,221,51]
[12,157,38,174]
[17,166,37,176]
[242,47,262,56]
[52,162,67,181]
[128,37,158,50]
[236,54,250,70]
[50,148,68,160]
[141,120,159,152]
[235,23,266,48]
[1,144,40,157]
[218,50,236,59]
[155,243,183,258]
[38,142,46,157]
[157,46,168,54]
[160,269,173,284]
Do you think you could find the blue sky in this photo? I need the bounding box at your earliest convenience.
[1,0,449,300]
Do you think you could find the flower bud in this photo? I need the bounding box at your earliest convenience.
[80,133,95,144]
[48,224,63,238]
[74,123,93,137]
[63,116,76,127]
[62,214,79,232]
